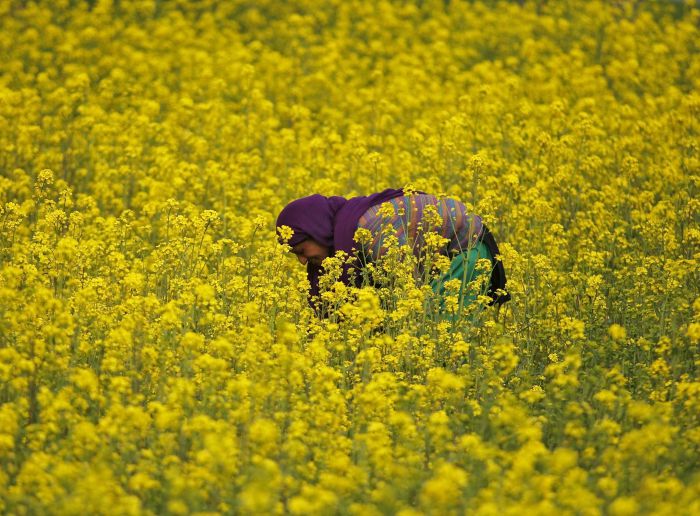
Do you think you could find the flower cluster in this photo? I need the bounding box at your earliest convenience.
[0,0,699,513]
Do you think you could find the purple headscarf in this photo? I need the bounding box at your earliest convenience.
[275,194,347,248]
[276,188,408,305]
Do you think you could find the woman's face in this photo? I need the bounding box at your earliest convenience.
[291,239,330,267]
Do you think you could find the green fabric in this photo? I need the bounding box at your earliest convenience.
[429,240,493,320]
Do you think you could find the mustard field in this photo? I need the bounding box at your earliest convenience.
[0,0,699,514]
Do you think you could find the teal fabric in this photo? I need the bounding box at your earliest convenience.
[429,240,494,319]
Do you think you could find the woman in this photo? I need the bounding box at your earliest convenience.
[276,187,511,313]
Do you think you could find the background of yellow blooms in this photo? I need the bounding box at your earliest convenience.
[1,0,699,514]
